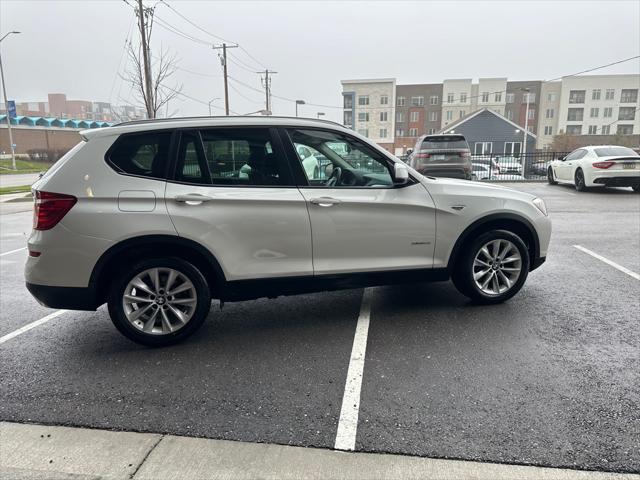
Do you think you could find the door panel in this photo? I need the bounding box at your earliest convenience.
[166,184,312,280]
[299,183,436,274]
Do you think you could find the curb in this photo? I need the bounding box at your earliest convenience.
[1,422,638,480]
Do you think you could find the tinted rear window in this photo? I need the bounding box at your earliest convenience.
[108,131,172,179]
[420,136,469,150]
[594,147,638,157]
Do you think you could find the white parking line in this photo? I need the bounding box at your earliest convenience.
[0,247,26,257]
[0,310,67,345]
[574,245,640,281]
[334,287,373,451]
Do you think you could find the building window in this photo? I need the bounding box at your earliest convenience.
[617,124,633,135]
[522,92,536,103]
[546,108,554,118]
[506,110,513,120]
[411,96,424,106]
[547,92,557,102]
[474,142,492,155]
[358,95,369,106]
[566,125,582,135]
[568,90,585,104]
[495,92,502,102]
[358,112,369,122]
[343,111,353,126]
[396,96,405,107]
[567,108,584,121]
[446,110,453,120]
[504,142,522,156]
[481,92,490,102]
[447,93,454,103]
[590,108,599,118]
[601,125,611,135]
[428,111,438,121]
[588,125,598,135]
[396,112,404,122]
[544,126,553,135]
[603,107,613,118]
[459,110,466,118]
[620,89,638,103]
[410,111,419,122]
[506,93,515,103]
[379,128,387,138]
[380,111,388,122]
[460,93,467,103]
[528,108,535,119]
[380,95,388,105]
[618,107,636,121]
[427,128,436,134]
[396,129,405,137]
[409,128,418,137]
[357,128,369,137]
[429,95,439,105]
[605,89,615,100]
[343,95,353,109]
[592,89,601,100]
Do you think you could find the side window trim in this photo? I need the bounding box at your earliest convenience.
[168,126,296,188]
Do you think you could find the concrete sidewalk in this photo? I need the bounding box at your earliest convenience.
[1,422,638,480]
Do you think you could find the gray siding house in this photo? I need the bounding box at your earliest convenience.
[438,108,537,155]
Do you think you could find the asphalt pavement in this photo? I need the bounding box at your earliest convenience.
[0,173,40,188]
[0,183,638,475]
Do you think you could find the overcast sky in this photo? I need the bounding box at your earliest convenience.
[1,0,639,122]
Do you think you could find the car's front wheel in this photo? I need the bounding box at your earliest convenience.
[107,258,211,346]
[547,167,557,185]
[452,230,530,304]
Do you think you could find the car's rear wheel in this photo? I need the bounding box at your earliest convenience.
[547,167,557,185]
[107,257,211,346]
[575,168,587,191]
[452,230,530,304]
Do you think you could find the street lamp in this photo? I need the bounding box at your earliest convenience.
[317,112,325,119]
[208,97,220,116]
[520,88,530,158]
[0,31,20,170]
[295,99,305,117]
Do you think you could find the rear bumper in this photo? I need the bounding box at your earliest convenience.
[592,176,640,187]
[26,282,99,311]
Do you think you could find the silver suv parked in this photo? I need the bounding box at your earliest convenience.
[26,117,551,346]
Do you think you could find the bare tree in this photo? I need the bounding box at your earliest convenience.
[122,40,183,119]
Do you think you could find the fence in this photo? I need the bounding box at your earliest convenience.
[470,151,569,181]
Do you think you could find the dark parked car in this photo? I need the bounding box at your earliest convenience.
[408,134,472,180]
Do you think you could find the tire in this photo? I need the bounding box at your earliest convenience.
[107,257,211,347]
[632,185,640,192]
[547,167,557,185]
[574,168,587,192]
[451,230,530,304]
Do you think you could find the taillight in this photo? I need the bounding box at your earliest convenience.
[415,153,430,159]
[33,191,77,230]
[592,161,615,169]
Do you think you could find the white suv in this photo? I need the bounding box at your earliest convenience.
[26,117,551,346]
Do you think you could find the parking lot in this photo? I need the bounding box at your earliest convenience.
[1,183,638,474]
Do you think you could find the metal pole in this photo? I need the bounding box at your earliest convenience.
[295,101,298,117]
[222,44,229,115]
[137,0,154,118]
[0,48,16,170]
[523,92,530,156]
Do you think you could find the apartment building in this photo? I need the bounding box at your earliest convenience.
[341,78,395,152]
[394,83,443,155]
[341,74,638,152]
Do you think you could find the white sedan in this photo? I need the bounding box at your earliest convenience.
[547,145,640,192]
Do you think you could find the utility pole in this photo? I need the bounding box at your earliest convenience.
[136,0,154,118]
[0,31,20,170]
[212,43,238,116]
[258,69,277,115]
[521,88,530,157]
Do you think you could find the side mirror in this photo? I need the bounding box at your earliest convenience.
[393,163,409,184]
[559,156,565,161]
[406,148,413,155]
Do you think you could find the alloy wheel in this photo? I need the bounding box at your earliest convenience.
[472,239,523,296]
[122,267,197,335]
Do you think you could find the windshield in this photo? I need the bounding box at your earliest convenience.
[594,147,639,157]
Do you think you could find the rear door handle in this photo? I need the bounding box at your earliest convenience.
[310,197,341,207]
[174,194,213,205]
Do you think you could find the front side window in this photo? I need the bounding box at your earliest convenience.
[287,128,393,188]
[175,128,290,186]
[107,131,172,179]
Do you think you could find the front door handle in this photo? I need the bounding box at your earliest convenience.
[174,194,213,205]
[310,197,341,207]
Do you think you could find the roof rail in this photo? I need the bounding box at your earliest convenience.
[114,115,345,128]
